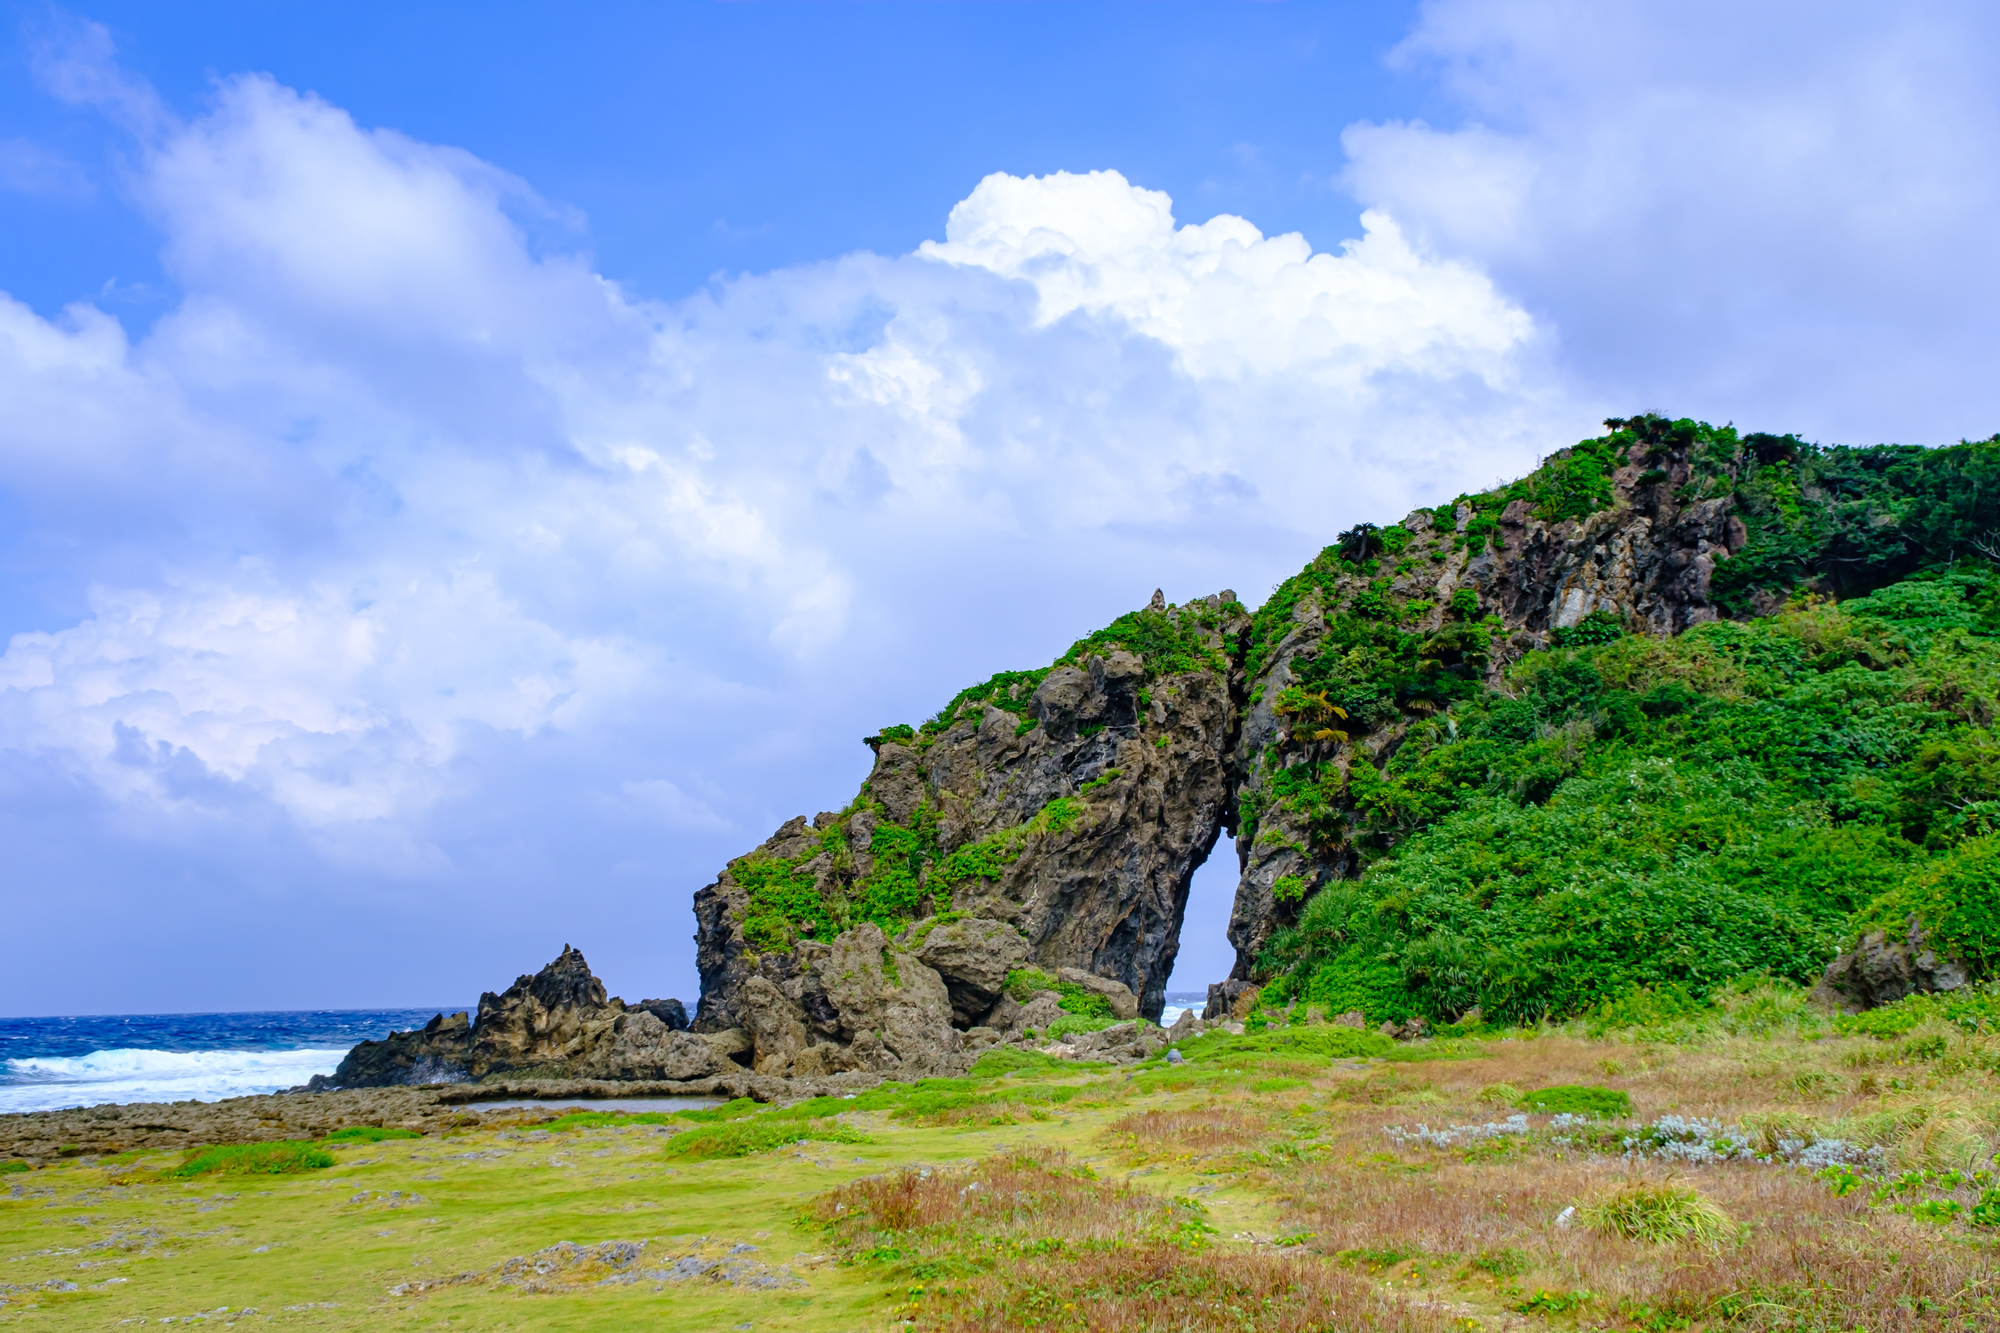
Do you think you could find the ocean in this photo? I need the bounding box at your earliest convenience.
[0,1008,455,1115]
[0,991,1213,1115]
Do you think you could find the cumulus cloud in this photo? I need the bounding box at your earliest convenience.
[1340,0,2000,441]
[0,32,1583,1012]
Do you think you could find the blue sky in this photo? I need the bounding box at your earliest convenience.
[2,0,1997,1017]
[2,3,1420,326]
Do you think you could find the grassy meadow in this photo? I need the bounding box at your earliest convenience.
[8,984,2000,1331]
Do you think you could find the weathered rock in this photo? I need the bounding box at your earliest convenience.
[915,917,1030,1023]
[573,1013,729,1082]
[1048,1021,1168,1065]
[323,947,700,1089]
[632,998,689,1031]
[1815,918,1970,1011]
[690,594,1244,1069]
[1057,967,1139,1021]
[982,991,1066,1037]
[1203,980,1258,1022]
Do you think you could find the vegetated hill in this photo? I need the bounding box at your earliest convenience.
[690,416,2000,1068]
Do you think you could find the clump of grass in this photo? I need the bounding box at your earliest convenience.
[667,1096,763,1123]
[170,1141,335,1178]
[1579,1181,1734,1245]
[969,1046,1070,1078]
[540,1110,677,1132]
[1105,1105,1269,1155]
[927,1245,1446,1333]
[661,1117,866,1160]
[1476,1082,1523,1105]
[322,1125,423,1143]
[810,1149,1209,1256]
[1517,1084,1630,1117]
[0,1160,29,1174]
[1172,1026,1392,1065]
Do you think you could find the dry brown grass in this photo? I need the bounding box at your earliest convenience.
[921,1244,1454,1333]
[1103,1103,1270,1156]
[1276,1099,2000,1330]
[809,1149,1192,1251]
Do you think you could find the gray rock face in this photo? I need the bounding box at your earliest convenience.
[324,947,699,1088]
[914,918,1030,1024]
[1815,919,1970,1011]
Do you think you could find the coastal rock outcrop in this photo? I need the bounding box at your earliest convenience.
[691,594,1244,1075]
[319,947,705,1089]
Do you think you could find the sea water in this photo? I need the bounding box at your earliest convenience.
[1158,991,1207,1029]
[1,991,1215,1115]
[0,1008,455,1114]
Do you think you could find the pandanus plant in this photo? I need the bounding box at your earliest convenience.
[1274,685,1349,747]
[1336,522,1385,563]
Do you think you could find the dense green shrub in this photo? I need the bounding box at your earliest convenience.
[322,1126,421,1143]
[1259,565,2000,1024]
[1516,1085,1631,1117]
[170,1141,335,1177]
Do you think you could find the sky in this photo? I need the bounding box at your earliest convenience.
[2,1,1996,1017]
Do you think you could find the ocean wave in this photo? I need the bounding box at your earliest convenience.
[0,1046,348,1115]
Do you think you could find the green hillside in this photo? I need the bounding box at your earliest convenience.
[1254,416,2000,1024]
[1260,569,2000,1021]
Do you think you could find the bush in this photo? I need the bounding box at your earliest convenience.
[0,1160,28,1174]
[170,1141,336,1178]
[1579,1182,1734,1245]
[661,1118,868,1160]
[1004,966,1116,1020]
[1516,1085,1631,1117]
[1835,979,2000,1038]
[322,1125,422,1143]
[1853,835,2000,975]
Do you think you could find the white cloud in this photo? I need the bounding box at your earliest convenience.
[0,36,1583,1011]
[1339,0,2000,441]
[921,168,1533,383]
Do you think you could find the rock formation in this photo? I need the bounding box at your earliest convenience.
[690,595,1242,1075]
[687,417,1799,1056]
[319,947,710,1089]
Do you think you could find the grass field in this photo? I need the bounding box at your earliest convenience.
[7,984,2000,1331]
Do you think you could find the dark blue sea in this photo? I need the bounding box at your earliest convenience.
[0,993,1210,1115]
[0,1008,458,1115]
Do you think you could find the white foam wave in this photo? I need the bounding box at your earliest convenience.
[0,1047,347,1114]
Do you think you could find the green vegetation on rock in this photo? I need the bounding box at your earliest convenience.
[1261,561,2000,1025]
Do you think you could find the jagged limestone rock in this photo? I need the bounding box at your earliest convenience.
[323,947,701,1088]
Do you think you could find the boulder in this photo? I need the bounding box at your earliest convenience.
[632,998,689,1031]
[1057,1021,1168,1064]
[915,917,1030,1024]
[1058,968,1139,1021]
[1815,918,1970,1011]
[574,1012,727,1081]
[1204,980,1258,1022]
